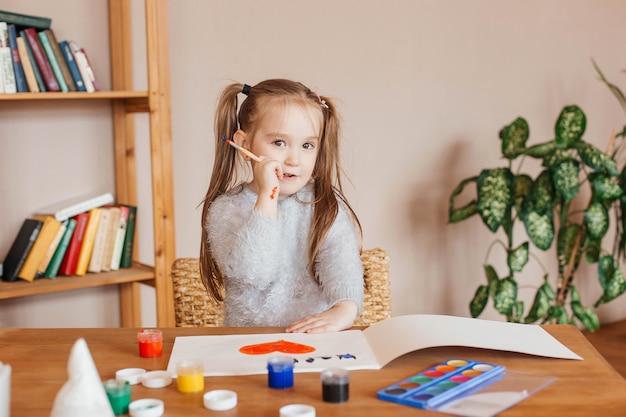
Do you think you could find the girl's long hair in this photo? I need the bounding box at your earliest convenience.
[200,79,361,301]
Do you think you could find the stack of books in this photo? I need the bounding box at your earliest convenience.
[1,193,138,282]
[0,9,99,94]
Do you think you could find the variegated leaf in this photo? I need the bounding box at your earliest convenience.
[573,141,619,177]
[449,177,478,223]
[499,117,529,159]
[507,242,529,272]
[590,173,622,202]
[493,278,517,314]
[584,202,609,240]
[557,224,581,276]
[524,140,556,159]
[470,285,489,318]
[555,105,586,149]
[595,256,626,306]
[524,280,554,323]
[476,168,514,232]
[484,264,499,297]
[522,210,554,250]
[551,159,579,201]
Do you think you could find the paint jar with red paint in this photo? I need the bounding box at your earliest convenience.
[137,329,163,358]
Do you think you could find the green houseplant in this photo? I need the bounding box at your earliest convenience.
[448,99,626,331]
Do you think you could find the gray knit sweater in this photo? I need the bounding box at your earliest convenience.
[206,183,364,327]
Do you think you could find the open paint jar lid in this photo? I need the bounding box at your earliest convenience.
[203,389,237,411]
[140,370,172,388]
[116,368,146,385]
[279,404,316,417]
[129,398,164,417]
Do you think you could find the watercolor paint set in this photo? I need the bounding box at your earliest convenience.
[377,358,505,410]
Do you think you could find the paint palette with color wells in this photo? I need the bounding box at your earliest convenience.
[377,359,505,410]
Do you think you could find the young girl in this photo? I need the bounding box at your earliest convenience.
[200,79,363,333]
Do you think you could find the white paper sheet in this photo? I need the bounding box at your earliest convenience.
[363,314,582,368]
[166,314,582,377]
[167,330,380,376]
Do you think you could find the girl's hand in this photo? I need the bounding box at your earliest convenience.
[285,301,358,333]
[252,157,283,217]
[252,157,283,193]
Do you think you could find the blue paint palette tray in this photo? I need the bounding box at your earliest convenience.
[377,359,505,410]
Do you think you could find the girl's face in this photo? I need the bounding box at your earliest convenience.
[247,103,322,197]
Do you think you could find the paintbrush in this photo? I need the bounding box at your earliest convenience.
[221,137,263,162]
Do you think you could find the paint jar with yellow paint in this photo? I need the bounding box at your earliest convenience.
[176,359,205,393]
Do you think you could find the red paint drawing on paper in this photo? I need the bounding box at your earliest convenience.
[239,339,316,355]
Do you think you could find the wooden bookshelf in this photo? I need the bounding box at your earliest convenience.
[0,264,154,299]
[0,0,176,327]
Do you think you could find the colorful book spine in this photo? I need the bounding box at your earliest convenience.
[100,206,121,272]
[36,219,68,278]
[17,216,62,282]
[37,30,68,92]
[110,206,129,270]
[0,10,52,30]
[59,40,85,91]
[44,218,76,279]
[69,40,96,92]
[0,22,16,94]
[23,27,59,92]
[7,24,27,92]
[1,219,42,282]
[19,29,46,92]
[16,36,38,92]
[120,205,137,268]
[75,208,102,276]
[42,30,76,91]
[87,207,111,273]
[58,212,90,276]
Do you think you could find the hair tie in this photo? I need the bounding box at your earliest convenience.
[242,84,251,96]
[312,91,329,109]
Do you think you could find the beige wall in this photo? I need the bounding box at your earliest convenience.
[2,0,626,327]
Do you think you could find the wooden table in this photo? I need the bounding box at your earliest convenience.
[1,325,625,416]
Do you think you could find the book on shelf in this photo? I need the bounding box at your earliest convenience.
[75,208,102,276]
[35,192,114,222]
[16,35,38,92]
[0,10,52,30]
[58,40,85,91]
[17,216,62,282]
[87,207,111,274]
[120,205,137,268]
[37,30,68,92]
[58,212,90,276]
[35,219,68,278]
[43,30,76,91]
[100,206,121,272]
[23,27,60,92]
[0,22,16,94]
[19,29,45,92]
[69,40,97,92]
[110,205,129,270]
[44,218,76,279]
[1,218,42,282]
[7,24,27,92]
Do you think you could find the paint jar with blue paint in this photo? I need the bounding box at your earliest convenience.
[267,355,294,389]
